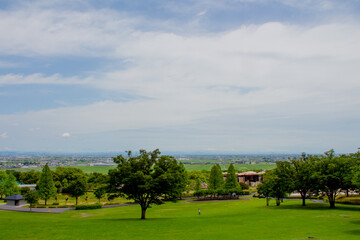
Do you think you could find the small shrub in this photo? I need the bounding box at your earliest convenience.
[52,202,59,206]
[75,204,102,210]
[241,190,250,195]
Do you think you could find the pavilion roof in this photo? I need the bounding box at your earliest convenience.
[1,194,24,200]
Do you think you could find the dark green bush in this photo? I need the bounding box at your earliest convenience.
[241,190,250,195]
[75,204,102,210]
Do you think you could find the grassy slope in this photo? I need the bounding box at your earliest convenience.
[1,198,360,239]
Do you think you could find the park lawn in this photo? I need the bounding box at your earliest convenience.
[1,198,360,239]
[35,192,132,207]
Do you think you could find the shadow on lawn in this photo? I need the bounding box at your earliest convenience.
[258,202,360,212]
[93,217,173,221]
[343,229,360,236]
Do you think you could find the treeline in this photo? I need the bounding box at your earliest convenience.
[193,163,249,200]
[0,166,109,205]
[257,149,360,208]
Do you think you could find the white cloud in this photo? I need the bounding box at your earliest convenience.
[197,10,207,16]
[0,132,8,139]
[61,132,71,138]
[0,73,88,86]
[0,5,359,152]
[28,127,40,132]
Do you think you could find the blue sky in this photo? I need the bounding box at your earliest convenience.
[0,0,360,153]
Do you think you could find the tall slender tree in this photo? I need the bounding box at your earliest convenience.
[225,163,238,190]
[208,164,224,191]
[38,164,57,205]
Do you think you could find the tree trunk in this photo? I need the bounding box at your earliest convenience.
[276,198,280,206]
[141,206,147,220]
[328,192,335,209]
[45,199,47,205]
[300,192,306,206]
[329,199,335,208]
[266,197,269,206]
[346,189,349,197]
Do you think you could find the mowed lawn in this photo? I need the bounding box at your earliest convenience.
[1,198,360,240]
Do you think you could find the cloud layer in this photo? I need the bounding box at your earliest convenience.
[0,1,359,153]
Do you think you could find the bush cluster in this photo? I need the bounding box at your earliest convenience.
[193,188,243,200]
[75,204,102,210]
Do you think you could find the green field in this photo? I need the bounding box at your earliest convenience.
[184,162,276,171]
[8,162,276,174]
[1,198,360,239]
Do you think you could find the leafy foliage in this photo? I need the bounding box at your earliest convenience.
[208,164,223,191]
[108,149,187,219]
[225,163,238,190]
[24,190,39,208]
[38,164,57,205]
[67,173,87,205]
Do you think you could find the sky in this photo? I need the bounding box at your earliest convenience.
[0,0,360,154]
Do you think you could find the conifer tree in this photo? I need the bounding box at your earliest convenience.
[225,163,238,189]
[208,164,224,190]
[38,164,57,205]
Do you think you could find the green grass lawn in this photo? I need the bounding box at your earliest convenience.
[35,192,132,207]
[1,198,360,239]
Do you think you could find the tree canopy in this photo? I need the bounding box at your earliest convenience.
[208,164,224,191]
[225,163,238,190]
[37,164,57,205]
[108,149,187,219]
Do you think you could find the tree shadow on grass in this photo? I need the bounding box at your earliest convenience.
[258,202,360,212]
[93,217,173,221]
[343,229,360,236]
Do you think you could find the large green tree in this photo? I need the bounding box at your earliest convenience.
[290,153,316,206]
[258,162,292,206]
[38,164,57,205]
[67,173,87,205]
[313,149,352,208]
[108,149,187,219]
[3,173,20,197]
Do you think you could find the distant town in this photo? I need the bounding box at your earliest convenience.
[0,152,297,170]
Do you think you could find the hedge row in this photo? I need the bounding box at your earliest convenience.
[75,204,102,210]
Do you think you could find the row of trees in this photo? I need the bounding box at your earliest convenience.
[257,149,360,208]
[23,165,89,206]
[6,168,108,193]
[193,163,248,200]
[1,165,109,205]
